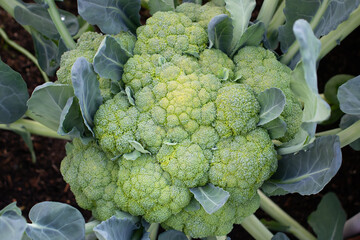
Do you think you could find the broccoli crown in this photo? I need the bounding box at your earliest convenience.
[56,31,136,101]
[60,7,304,238]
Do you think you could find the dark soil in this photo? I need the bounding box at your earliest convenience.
[1,1,360,239]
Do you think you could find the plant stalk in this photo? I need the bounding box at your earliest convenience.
[266,0,285,34]
[44,0,76,50]
[257,0,280,28]
[0,28,49,82]
[0,119,71,140]
[0,0,21,17]
[258,190,316,240]
[240,214,273,240]
[337,119,360,148]
[148,223,159,240]
[315,128,342,137]
[85,220,100,235]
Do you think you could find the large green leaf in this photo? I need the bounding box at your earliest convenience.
[158,230,188,240]
[208,14,233,52]
[338,76,360,116]
[27,82,74,131]
[339,114,360,151]
[78,0,141,34]
[189,184,230,214]
[308,192,346,240]
[26,202,85,240]
[257,88,286,126]
[0,59,29,124]
[149,0,176,15]
[0,211,27,240]
[93,217,139,240]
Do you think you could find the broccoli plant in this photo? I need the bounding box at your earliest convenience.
[0,0,360,239]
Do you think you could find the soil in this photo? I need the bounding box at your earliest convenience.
[1,1,360,239]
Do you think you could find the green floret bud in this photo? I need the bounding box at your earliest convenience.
[234,46,303,142]
[134,11,208,60]
[209,128,278,203]
[115,155,191,223]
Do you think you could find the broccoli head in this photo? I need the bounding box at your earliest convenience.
[60,6,304,238]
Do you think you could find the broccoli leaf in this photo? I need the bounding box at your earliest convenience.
[158,230,188,240]
[237,21,265,50]
[125,86,136,106]
[71,57,103,134]
[208,14,233,52]
[190,183,230,214]
[184,198,201,212]
[308,192,346,240]
[264,118,287,139]
[0,58,29,124]
[338,76,360,116]
[149,0,176,15]
[0,202,22,216]
[26,202,85,240]
[93,216,139,240]
[291,20,330,123]
[13,128,37,163]
[58,97,93,144]
[339,114,360,151]
[0,211,27,240]
[123,150,142,161]
[224,0,256,56]
[78,0,141,35]
[272,232,290,240]
[267,135,342,195]
[129,140,151,154]
[257,88,286,126]
[93,35,133,81]
[27,82,74,131]
[14,2,79,39]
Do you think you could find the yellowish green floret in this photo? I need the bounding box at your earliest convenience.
[60,7,304,238]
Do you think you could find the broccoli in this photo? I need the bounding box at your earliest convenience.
[60,5,304,238]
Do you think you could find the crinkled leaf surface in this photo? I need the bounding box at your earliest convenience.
[267,135,342,195]
[208,14,233,52]
[14,2,79,39]
[340,114,360,151]
[308,192,346,240]
[26,202,85,240]
[71,57,103,134]
[93,35,133,81]
[0,58,28,124]
[149,0,176,15]
[78,0,141,34]
[0,211,27,240]
[158,230,188,240]
[257,88,286,126]
[93,216,139,240]
[338,76,360,116]
[291,20,330,123]
[27,82,74,131]
[190,183,230,214]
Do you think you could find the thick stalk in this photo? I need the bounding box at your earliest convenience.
[85,220,100,235]
[0,119,71,140]
[319,6,360,59]
[337,119,360,148]
[266,0,285,34]
[44,0,76,49]
[0,28,49,82]
[0,0,21,17]
[147,223,159,240]
[258,190,316,240]
[257,0,280,28]
[315,128,342,137]
[241,214,273,240]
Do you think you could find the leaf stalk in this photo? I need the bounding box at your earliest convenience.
[257,0,280,28]
[241,214,273,240]
[337,119,360,148]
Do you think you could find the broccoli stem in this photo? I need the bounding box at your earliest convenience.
[258,190,316,240]
[241,214,273,240]
[85,220,100,235]
[44,0,76,50]
[336,119,360,148]
[266,0,285,35]
[257,0,281,28]
[147,223,159,240]
[0,119,71,140]
[0,28,50,83]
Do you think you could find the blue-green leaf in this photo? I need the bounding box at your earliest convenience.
[13,128,36,163]
[340,114,360,151]
[158,230,188,240]
[0,211,27,240]
[0,59,29,124]
[338,76,360,116]
[129,140,150,154]
[268,135,342,195]
[224,0,256,56]
[190,183,230,214]
[0,202,22,216]
[208,14,233,52]
[93,35,132,81]
[78,0,141,35]
[14,2,79,39]
[26,202,85,240]
[58,97,93,144]
[257,88,286,126]
[71,57,103,134]
[264,118,287,139]
[125,87,135,106]
[93,216,139,240]
[308,192,346,240]
[237,21,265,49]
[149,0,176,15]
[123,150,141,161]
[272,232,290,240]
[27,82,74,131]
[291,20,330,123]
[184,198,201,212]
